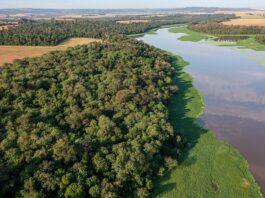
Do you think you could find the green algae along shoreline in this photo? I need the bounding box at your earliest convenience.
[150,54,262,197]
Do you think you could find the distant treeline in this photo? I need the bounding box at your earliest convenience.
[0,20,161,46]
[0,14,234,46]
[189,22,265,44]
[113,14,234,23]
[189,22,265,35]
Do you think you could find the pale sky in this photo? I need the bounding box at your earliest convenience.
[0,0,264,9]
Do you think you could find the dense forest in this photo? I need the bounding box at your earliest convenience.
[189,22,265,44]
[0,14,234,46]
[0,20,160,46]
[0,36,184,197]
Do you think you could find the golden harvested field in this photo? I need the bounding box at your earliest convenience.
[0,22,19,30]
[0,26,10,30]
[117,20,150,24]
[0,25,18,30]
[222,19,265,26]
[0,38,101,65]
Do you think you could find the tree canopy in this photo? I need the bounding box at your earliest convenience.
[0,20,160,46]
[0,36,182,197]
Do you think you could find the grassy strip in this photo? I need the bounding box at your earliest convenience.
[169,26,265,51]
[237,37,265,51]
[145,29,158,35]
[208,36,265,51]
[168,26,210,42]
[240,15,265,19]
[151,55,262,197]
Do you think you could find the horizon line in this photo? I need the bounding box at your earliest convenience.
[0,7,260,10]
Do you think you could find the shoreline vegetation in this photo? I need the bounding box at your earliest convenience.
[129,24,181,38]
[168,25,265,51]
[150,54,262,197]
[169,25,211,42]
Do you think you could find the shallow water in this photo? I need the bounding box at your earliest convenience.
[138,28,265,193]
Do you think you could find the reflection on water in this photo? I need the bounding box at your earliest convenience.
[213,35,250,42]
[138,28,265,193]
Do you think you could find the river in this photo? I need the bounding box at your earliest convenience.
[138,28,265,193]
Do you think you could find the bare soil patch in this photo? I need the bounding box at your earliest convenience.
[241,178,251,189]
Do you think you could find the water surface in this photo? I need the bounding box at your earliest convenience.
[138,28,265,193]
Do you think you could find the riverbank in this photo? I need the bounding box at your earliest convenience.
[128,29,158,37]
[150,54,262,197]
[169,26,265,51]
[128,24,181,38]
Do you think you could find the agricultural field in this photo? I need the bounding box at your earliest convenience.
[0,26,10,30]
[0,21,18,30]
[218,11,265,19]
[0,38,101,65]
[239,14,265,19]
[234,12,265,19]
[222,19,265,26]
[117,20,150,24]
